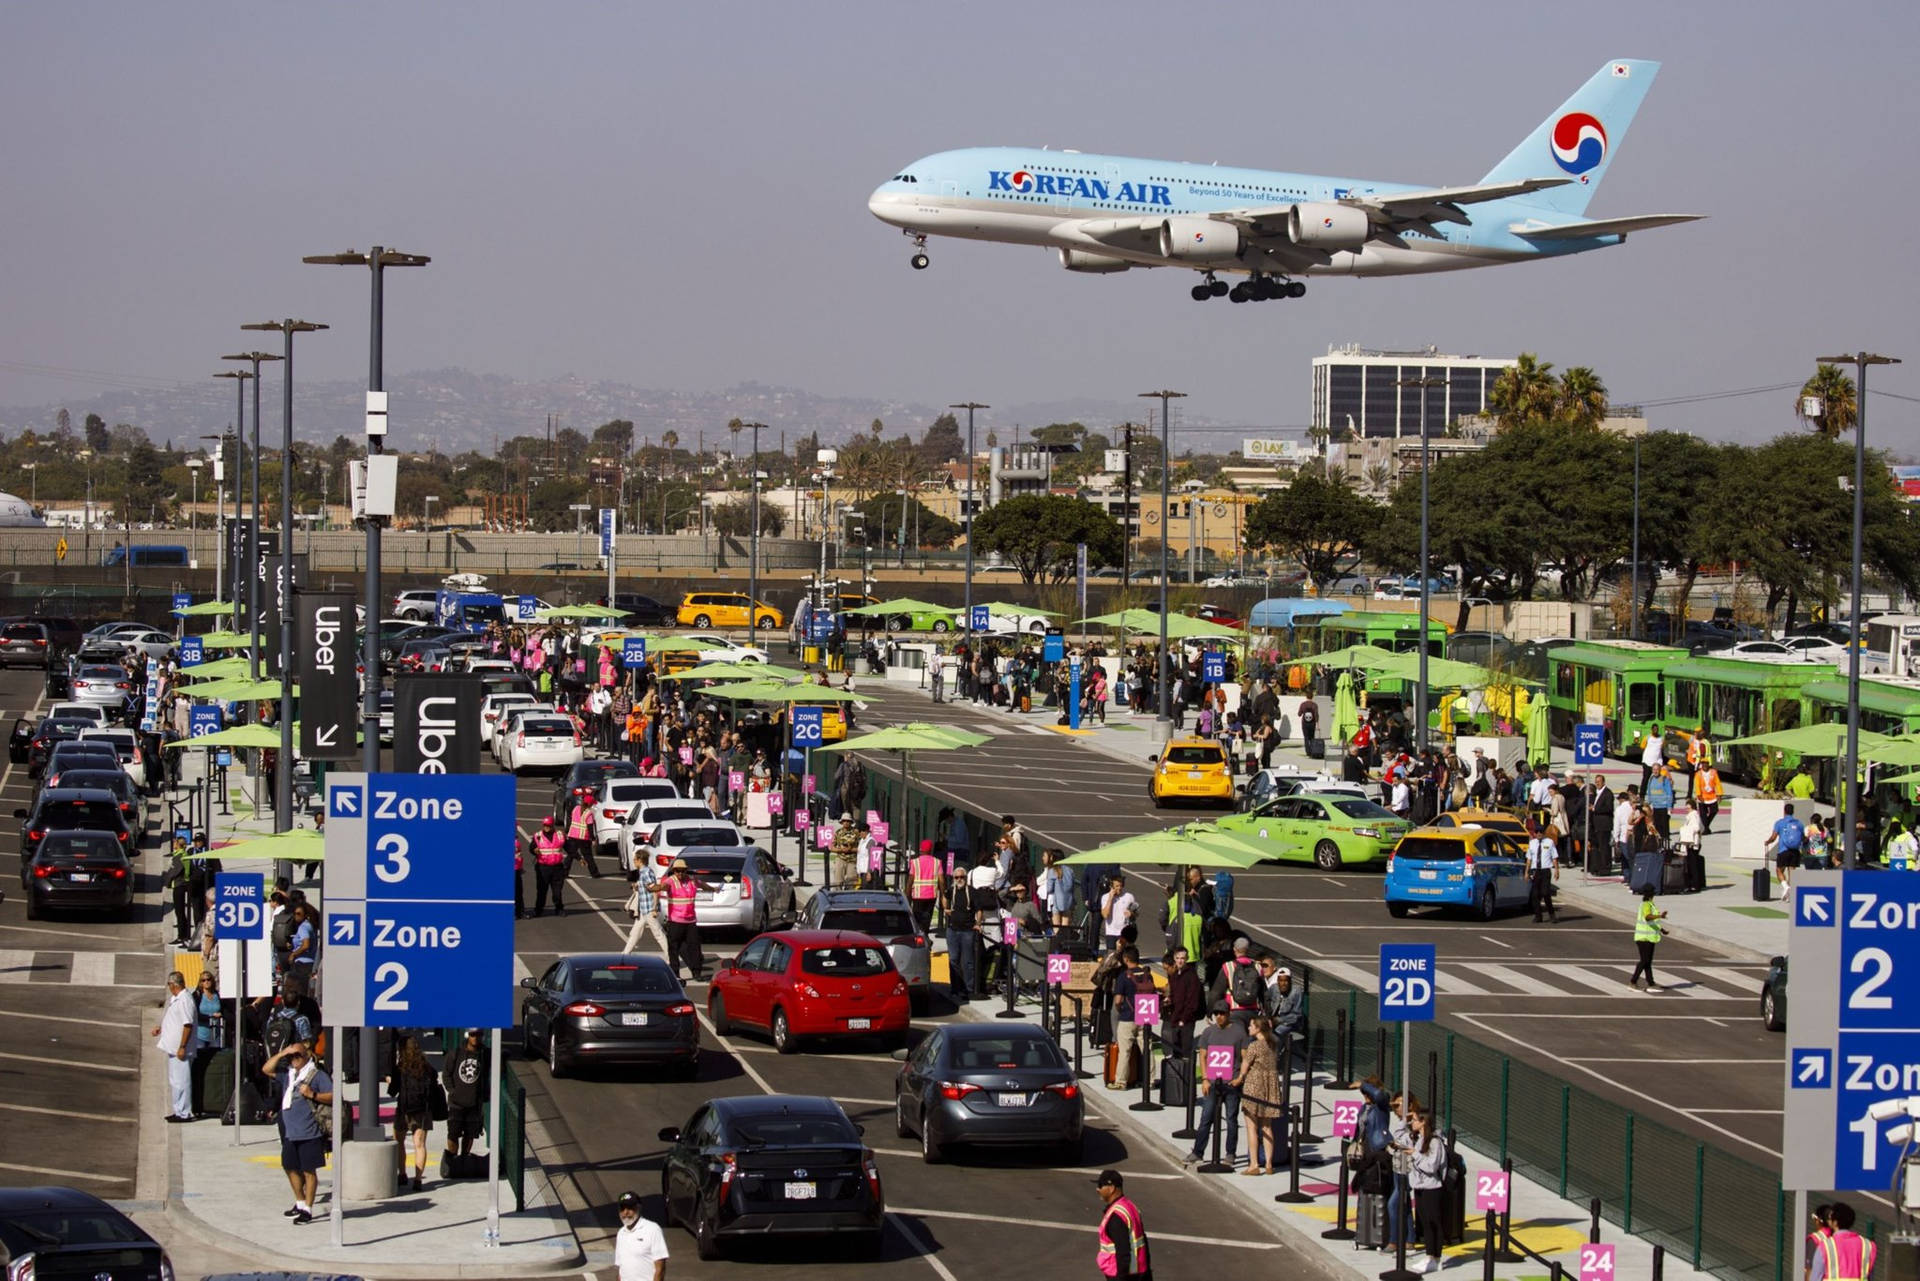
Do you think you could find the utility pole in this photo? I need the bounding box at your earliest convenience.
[951,403,988,638]
[1122,423,1134,586]
[1138,391,1185,742]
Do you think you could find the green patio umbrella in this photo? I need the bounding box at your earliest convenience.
[810,722,993,859]
[658,660,810,682]
[842,597,950,618]
[1526,697,1551,767]
[978,601,1061,617]
[1290,643,1403,670]
[1078,608,1168,633]
[174,600,236,617]
[194,631,254,649]
[1864,737,1920,768]
[1059,823,1269,869]
[186,678,297,702]
[165,722,285,749]
[1726,724,1896,757]
[179,655,252,681]
[1374,652,1512,689]
[190,829,323,862]
[701,680,862,703]
[1333,670,1360,742]
[534,604,632,621]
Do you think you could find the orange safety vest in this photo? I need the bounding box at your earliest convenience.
[1687,736,1709,767]
[1818,1230,1875,1281]
[1694,768,1722,804]
[909,854,941,900]
[626,709,646,742]
[1096,1196,1149,1277]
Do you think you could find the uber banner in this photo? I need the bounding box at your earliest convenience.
[258,552,308,677]
[392,675,483,775]
[297,592,357,760]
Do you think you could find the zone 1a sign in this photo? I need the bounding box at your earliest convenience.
[1781,869,1920,1189]
[322,772,516,1030]
[1379,943,1437,1022]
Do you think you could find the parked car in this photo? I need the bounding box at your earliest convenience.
[1238,767,1370,812]
[380,622,456,662]
[619,799,720,873]
[391,588,440,620]
[676,845,797,934]
[594,777,682,857]
[0,1185,177,1278]
[879,606,957,633]
[40,766,141,832]
[491,704,557,763]
[643,819,751,877]
[1216,792,1411,869]
[43,701,108,728]
[68,665,135,719]
[602,593,678,628]
[480,691,541,741]
[92,626,175,660]
[798,889,932,1012]
[657,1095,884,1259]
[502,714,585,774]
[1762,954,1787,1031]
[1382,826,1530,921]
[20,828,135,920]
[15,717,97,777]
[519,952,698,1077]
[38,739,120,789]
[0,617,85,669]
[892,1022,1084,1163]
[677,592,784,631]
[15,787,134,861]
[1148,739,1234,808]
[78,727,148,791]
[553,758,642,824]
[680,633,770,664]
[1428,809,1531,840]
[707,929,912,1054]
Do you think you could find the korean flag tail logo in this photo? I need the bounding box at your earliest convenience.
[1550,112,1608,175]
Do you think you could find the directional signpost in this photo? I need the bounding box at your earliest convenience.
[792,705,823,747]
[172,591,191,615]
[213,872,264,1147]
[1068,657,1082,730]
[1042,628,1064,663]
[1203,651,1226,684]
[1574,723,1605,767]
[516,594,537,623]
[179,635,204,667]
[299,592,357,760]
[622,636,649,668]
[189,706,223,738]
[970,604,990,633]
[1378,942,1436,1281]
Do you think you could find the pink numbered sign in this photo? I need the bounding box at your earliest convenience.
[1002,917,1019,946]
[945,851,956,876]
[866,846,884,874]
[795,811,812,831]
[1046,953,1071,985]
[1133,993,1161,1025]
[815,826,832,850]
[1203,1046,1235,1081]
[802,775,817,794]
[866,809,882,827]
[728,770,745,790]
[1579,1244,1615,1281]
[870,820,890,845]
[1474,1169,1510,1213]
[678,745,694,766]
[767,794,784,816]
[1331,1098,1362,1139]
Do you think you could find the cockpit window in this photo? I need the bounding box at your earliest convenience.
[892,174,919,183]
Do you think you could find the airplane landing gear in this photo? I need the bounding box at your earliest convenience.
[1216,276,1307,302]
[911,253,930,270]
[1190,274,1232,301]
[904,230,930,270]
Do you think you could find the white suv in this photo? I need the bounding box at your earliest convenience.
[392,589,439,621]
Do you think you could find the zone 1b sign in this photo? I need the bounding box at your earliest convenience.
[1379,943,1437,1022]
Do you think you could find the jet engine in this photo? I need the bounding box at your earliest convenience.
[1058,249,1132,273]
[1287,203,1370,249]
[1157,217,1243,263]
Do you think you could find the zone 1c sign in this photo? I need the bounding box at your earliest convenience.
[1379,942,1437,1022]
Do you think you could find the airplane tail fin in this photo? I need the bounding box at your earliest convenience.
[1480,59,1660,215]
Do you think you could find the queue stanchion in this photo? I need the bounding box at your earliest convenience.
[1299,1026,1323,1142]
[1065,994,1090,1080]
[1379,1154,1419,1281]
[1172,1054,1198,1140]
[1321,1141,1356,1240]
[1274,1104,1312,1203]
[1494,1156,1524,1261]
[1482,1212,1498,1281]
[1334,1007,1349,1083]
[1651,1245,1665,1281]
[1427,1050,1440,1133]
[1376,1026,1389,1084]
[1588,1197,1602,1243]
[1129,1028,1162,1113]
[995,919,1022,1020]
[1195,1083,1232,1174]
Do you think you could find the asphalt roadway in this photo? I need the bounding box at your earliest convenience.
[838,680,1787,1173]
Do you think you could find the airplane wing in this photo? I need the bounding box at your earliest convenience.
[1510,214,1706,240]
[1342,179,1572,226]
[1071,214,1329,270]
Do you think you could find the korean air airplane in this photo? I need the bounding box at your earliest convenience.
[867,59,1701,302]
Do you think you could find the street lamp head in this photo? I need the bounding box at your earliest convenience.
[241,321,329,335]
[302,249,431,268]
[1137,390,1186,401]
[213,370,252,382]
[1817,353,1901,367]
[185,458,202,471]
[221,352,281,365]
[950,402,990,411]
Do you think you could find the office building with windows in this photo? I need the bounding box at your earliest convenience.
[1312,344,1516,441]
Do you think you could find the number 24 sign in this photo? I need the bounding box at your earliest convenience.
[1579,1245,1616,1281]
[1474,1168,1509,1213]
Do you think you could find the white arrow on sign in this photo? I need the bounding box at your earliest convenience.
[330,916,359,945]
[1797,1053,1828,1085]
[313,725,338,748]
[334,790,360,816]
[1801,895,1831,923]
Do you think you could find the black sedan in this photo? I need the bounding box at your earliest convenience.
[658,1095,883,1260]
[602,593,678,628]
[42,767,143,835]
[553,757,641,822]
[521,953,698,1078]
[16,788,135,861]
[0,1185,175,1278]
[892,1022,1084,1163]
[14,716,96,777]
[21,829,134,920]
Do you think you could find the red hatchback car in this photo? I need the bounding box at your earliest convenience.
[708,930,911,1055]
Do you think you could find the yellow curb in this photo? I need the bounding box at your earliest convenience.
[1284,1205,1587,1257]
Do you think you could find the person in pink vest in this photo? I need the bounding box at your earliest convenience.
[1811,1203,1876,1281]
[908,839,943,933]
[1093,1169,1151,1278]
[660,858,704,980]
[567,789,602,879]
[531,816,569,917]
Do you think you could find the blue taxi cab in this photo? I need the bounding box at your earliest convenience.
[1382,826,1531,921]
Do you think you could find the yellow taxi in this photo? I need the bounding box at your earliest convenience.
[676,592,784,631]
[1149,739,1236,808]
[1429,808,1529,840]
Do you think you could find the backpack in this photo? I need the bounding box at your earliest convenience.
[1229,959,1263,1010]
[1212,870,1235,920]
[263,1006,302,1058]
[271,908,296,953]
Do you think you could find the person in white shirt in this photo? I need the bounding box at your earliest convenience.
[929,650,947,703]
[1100,874,1137,943]
[153,970,197,1121]
[1526,827,1560,923]
[1613,792,1638,868]
[612,1190,669,1280]
[1640,726,1666,792]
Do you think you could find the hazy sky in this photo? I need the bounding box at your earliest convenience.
[3,0,1916,447]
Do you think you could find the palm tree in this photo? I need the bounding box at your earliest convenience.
[660,430,679,477]
[1795,365,1857,439]
[1488,353,1559,431]
[1364,461,1393,497]
[1557,366,1610,429]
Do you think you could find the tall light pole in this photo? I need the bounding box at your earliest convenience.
[736,421,765,606]
[224,352,282,680]
[1138,390,1185,739]
[1815,352,1901,870]
[19,462,35,513]
[200,432,232,605]
[77,450,94,565]
[241,319,328,838]
[1630,439,1641,641]
[185,458,202,567]
[1398,375,1447,753]
[951,403,988,639]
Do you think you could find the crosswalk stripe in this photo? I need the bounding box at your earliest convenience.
[1685,966,1763,999]
[0,949,162,988]
[1469,963,1565,997]
[67,952,117,987]
[1540,964,1632,995]
[1310,959,1377,992]
[1437,972,1492,996]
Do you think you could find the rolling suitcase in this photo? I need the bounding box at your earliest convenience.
[1305,736,1325,760]
[1752,867,1771,902]
[1443,1150,1468,1244]
[440,1152,489,1180]
[1661,855,1689,893]
[1160,1056,1192,1108]
[1629,851,1663,895]
[1685,850,1707,893]
[1355,1189,1387,1250]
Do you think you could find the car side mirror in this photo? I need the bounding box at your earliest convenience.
[779,865,793,878]
[854,1123,866,1136]
[890,1047,909,1062]
[520,976,538,989]
[656,1126,680,1143]
[11,808,24,819]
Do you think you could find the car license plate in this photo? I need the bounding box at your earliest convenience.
[995,1092,1027,1107]
[847,1017,871,1030]
[1188,771,1201,779]
[70,872,92,883]
[620,1013,649,1026]
[784,1181,816,1199]
[1419,870,1438,880]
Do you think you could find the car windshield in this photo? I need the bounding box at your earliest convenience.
[53,771,128,794]
[572,964,676,995]
[1,623,45,641]
[1165,746,1224,766]
[819,908,914,936]
[577,762,635,782]
[521,718,573,736]
[38,800,123,830]
[42,832,125,858]
[1392,836,1474,862]
[39,720,91,740]
[800,945,891,977]
[729,1114,858,1148]
[1331,799,1399,820]
[0,1208,146,1248]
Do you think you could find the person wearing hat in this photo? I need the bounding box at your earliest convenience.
[567,787,602,879]
[660,857,703,981]
[613,1189,669,1280]
[907,839,943,933]
[532,816,569,917]
[1007,879,1046,939]
[1093,1169,1151,1278]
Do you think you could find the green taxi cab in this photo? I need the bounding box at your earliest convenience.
[1217,793,1412,869]
[1149,739,1235,808]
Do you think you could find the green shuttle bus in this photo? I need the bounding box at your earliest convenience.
[1316,610,1448,657]
[1545,640,1688,759]
[1663,656,1834,783]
